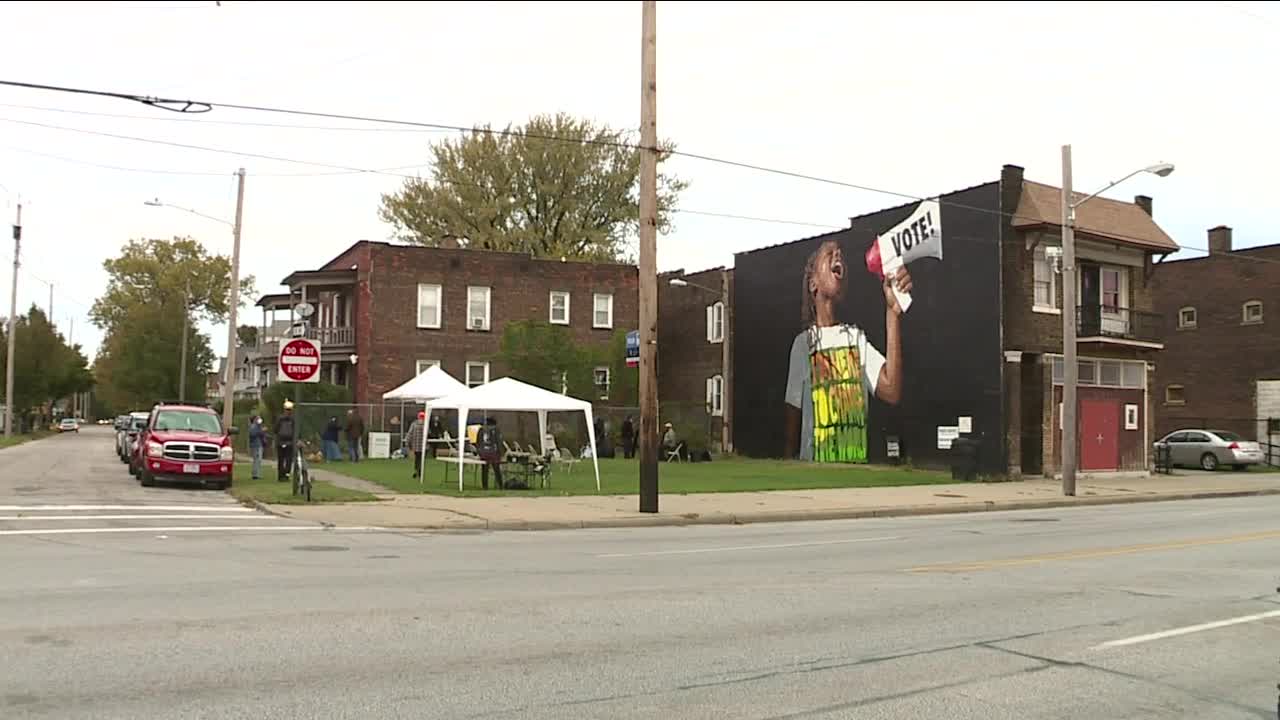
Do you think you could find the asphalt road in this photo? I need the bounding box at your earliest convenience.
[2,428,1278,719]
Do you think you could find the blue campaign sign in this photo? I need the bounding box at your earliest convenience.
[625,330,640,367]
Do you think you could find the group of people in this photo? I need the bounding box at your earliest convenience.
[404,411,507,489]
[244,402,368,482]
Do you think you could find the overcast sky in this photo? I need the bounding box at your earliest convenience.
[1,0,1277,360]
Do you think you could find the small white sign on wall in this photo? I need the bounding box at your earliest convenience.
[958,416,973,434]
[1124,404,1139,431]
[937,426,960,450]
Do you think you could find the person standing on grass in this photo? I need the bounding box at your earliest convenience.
[476,416,504,490]
[345,409,365,462]
[248,415,266,480]
[322,416,341,462]
[621,415,636,459]
[273,401,297,482]
[406,411,426,479]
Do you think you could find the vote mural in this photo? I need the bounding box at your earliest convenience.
[734,182,1005,473]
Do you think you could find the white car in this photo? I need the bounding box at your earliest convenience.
[57,418,79,433]
[1154,429,1265,471]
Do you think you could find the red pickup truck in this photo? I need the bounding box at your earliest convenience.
[131,402,238,490]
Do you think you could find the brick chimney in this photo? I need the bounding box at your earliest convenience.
[1000,164,1025,219]
[1208,225,1233,255]
[1134,195,1153,216]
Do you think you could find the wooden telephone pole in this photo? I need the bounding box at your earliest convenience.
[638,0,659,513]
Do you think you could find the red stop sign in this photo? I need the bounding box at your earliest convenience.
[278,338,321,383]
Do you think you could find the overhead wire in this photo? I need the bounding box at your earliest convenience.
[0,80,1277,265]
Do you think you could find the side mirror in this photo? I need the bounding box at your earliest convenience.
[228,426,240,436]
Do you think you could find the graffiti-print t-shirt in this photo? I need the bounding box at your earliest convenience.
[785,324,885,463]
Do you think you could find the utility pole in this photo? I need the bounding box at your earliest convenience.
[721,268,732,454]
[179,277,190,402]
[5,203,20,438]
[222,168,245,428]
[638,0,659,513]
[1060,144,1077,496]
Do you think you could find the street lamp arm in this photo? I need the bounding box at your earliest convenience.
[1069,163,1174,211]
[668,278,721,295]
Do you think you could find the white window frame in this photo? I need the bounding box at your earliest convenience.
[1165,384,1185,406]
[1032,244,1060,313]
[1178,306,1197,329]
[593,293,614,329]
[417,283,442,329]
[1243,300,1263,324]
[706,301,725,343]
[706,375,724,417]
[593,366,611,399]
[1049,355,1146,390]
[549,291,570,325]
[415,359,440,376]
[467,286,491,332]
[465,361,490,388]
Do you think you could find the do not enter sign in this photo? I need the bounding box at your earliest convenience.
[278,338,322,383]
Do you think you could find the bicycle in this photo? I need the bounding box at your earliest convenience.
[292,439,313,502]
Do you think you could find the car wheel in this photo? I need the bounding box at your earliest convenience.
[1200,453,1219,471]
[139,468,155,487]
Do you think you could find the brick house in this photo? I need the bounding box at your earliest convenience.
[1151,227,1280,450]
[1000,164,1178,477]
[658,266,733,452]
[253,241,638,406]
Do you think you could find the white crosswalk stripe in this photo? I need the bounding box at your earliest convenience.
[0,503,320,536]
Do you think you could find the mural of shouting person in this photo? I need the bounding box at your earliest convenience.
[784,239,910,462]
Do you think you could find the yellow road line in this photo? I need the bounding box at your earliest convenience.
[906,529,1280,573]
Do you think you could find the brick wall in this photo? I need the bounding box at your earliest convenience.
[657,267,732,449]
[1152,239,1280,439]
[355,243,638,405]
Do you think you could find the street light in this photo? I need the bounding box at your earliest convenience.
[144,168,246,430]
[1060,148,1173,497]
[667,274,733,455]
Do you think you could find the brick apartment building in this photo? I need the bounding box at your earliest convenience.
[253,241,638,406]
[1151,226,1280,451]
[728,163,1176,476]
[999,164,1177,477]
[658,266,733,452]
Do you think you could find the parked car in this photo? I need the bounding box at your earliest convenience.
[118,412,150,463]
[57,418,79,433]
[1153,429,1265,471]
[134,402,238,489]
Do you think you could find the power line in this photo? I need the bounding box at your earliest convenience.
[2,82,1275,266]
[0,102,462,134]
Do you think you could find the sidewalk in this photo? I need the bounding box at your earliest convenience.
[264,469,1280,531]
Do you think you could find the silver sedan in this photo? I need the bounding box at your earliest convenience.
[1154,429,1266,471]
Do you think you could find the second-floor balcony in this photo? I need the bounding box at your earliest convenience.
[1076,305,1163,347]
[307,325,355,348]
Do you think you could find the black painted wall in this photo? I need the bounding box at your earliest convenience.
[731,181,1005,474]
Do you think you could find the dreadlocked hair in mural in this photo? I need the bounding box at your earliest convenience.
[800,239,837,353]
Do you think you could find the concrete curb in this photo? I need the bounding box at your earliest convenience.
[286,486,1280,532]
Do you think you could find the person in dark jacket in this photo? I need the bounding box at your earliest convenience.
[248,415,267,480]
[345,409,365,462]
[273,401,297,482]
[322,416,341,462]
[427,414,444,458]
[476,416,504,490]
[620,415,635,459]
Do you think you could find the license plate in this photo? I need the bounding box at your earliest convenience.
[183,463,200,474]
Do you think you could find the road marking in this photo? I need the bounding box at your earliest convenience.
[596,536,901,558]
[0,525,387,536]
[0,514,283,521]
[0,505,252,512]
[906,529,1280,573]
[1093,609,1280,649]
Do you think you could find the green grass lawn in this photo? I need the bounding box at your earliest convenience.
[320,455,954,497]
[0,430,52,449]
[228,464,378,505]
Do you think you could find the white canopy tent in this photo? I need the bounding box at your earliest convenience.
[381,365,468,402]
[423,377,600,491]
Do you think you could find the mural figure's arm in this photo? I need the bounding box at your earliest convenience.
[875,268,912,406]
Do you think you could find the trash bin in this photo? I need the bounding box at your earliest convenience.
[949,435,980,481]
